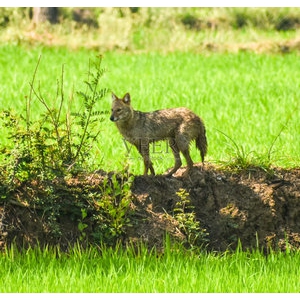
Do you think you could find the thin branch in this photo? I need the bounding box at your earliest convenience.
[57,63,65,125]
[27,55,42,139]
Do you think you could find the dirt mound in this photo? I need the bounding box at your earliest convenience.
[129,164,300,251]
[1,164,300,252]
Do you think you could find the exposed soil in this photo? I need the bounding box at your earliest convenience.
[1,163,300,252]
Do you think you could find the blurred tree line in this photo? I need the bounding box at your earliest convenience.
[1,7,300,31]
[0,7,139,28]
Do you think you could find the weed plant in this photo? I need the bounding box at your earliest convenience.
[1,54,108,183]
[164,188,209,248]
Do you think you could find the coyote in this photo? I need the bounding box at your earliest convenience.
[110,92,207,176]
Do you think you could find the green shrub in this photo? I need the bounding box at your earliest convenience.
[0,55,108,186]
[0,55,135,246]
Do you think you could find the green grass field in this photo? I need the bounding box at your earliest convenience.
[1,242,300,293]
[1,45,299,175]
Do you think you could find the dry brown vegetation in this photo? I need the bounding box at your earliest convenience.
[1,7,300,53]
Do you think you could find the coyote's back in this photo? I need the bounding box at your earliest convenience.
[110,92,207,176]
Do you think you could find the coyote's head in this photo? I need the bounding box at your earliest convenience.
[110,92,133,122]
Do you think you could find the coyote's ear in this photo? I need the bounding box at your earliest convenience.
[123,93,130,104]
[112,93,118,101]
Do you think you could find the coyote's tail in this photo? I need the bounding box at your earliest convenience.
[196,123,207,163]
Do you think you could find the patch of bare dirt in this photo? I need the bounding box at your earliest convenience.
[129,163,300,251]
[1,164,300,252]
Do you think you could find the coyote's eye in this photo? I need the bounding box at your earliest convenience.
[117,108,122,112]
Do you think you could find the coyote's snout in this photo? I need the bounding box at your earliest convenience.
[110,92,207,176]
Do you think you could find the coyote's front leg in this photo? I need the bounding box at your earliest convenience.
[136,140,155,175]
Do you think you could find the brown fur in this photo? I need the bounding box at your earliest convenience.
[110,92,207,176]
